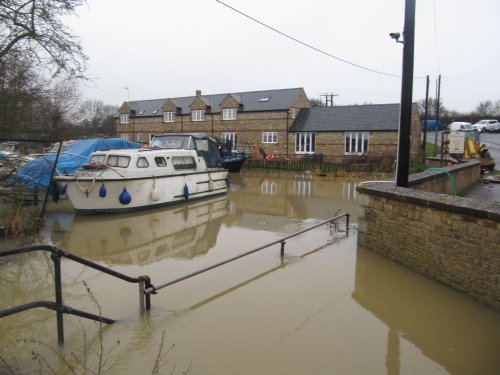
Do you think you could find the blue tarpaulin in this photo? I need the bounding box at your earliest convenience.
[16,138,140,188]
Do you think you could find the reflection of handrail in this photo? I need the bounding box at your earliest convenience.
[0,244,152,344]
[143,213,350,301]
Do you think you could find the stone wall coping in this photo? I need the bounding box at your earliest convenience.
[408,159,480,186]
[357,182,500,222]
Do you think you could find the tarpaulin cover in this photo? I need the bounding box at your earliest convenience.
[16,138,140,188]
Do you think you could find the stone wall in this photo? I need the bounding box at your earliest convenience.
[409,160,482,195]
[357,180,500,311]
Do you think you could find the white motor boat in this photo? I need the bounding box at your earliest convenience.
[54,133,231,214]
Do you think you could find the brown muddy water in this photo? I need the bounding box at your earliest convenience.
[1,171,499,374]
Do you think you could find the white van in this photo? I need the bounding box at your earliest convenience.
[448,122,473,131]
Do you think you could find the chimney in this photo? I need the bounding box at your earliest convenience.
[195,90,202,97]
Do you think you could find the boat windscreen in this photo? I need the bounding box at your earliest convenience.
[150,135,194,149]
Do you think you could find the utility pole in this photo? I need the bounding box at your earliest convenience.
[320,93,339,107]
[434,75,441,156]
[395,0,416,188]
[422,75,430,159]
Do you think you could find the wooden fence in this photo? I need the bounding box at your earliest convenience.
[244,159,395,174]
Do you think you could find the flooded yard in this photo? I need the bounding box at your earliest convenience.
[1,171,499,374]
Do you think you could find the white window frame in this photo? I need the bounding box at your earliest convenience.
[345,131,369,155]
[262,132,278,144]
[136,133,144,143]
[192,109,205,121]
[223,108,237,120]
[120,133,130,141]
[221,132,237,150]
[120,114,129,124]
[163,112,175,122]
[290,108,296,119]
[295,132,316,154]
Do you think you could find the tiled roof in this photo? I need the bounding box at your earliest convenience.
[290,103,413,132]
[125,88,305,117]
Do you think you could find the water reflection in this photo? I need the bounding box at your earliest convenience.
[354,245,500,375]
[50,196,230,264]
[47,172,363,264]
[228,172,362,229]
[4,171,499,374]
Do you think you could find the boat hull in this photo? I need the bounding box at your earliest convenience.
[55,170,229,214]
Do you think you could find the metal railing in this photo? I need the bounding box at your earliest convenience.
[142,213,350,302]
[0,244,152,344]
[1,213,350,344]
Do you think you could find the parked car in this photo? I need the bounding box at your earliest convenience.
[449,122,473,131]
[421,119,445,131]
[473,119,500,133]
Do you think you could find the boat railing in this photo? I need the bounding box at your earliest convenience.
[0,244,153,344]
[0,213,350,345]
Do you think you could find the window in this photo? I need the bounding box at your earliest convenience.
[136,157,149,168]
[163,112,175,122]
[120,114,129,124]
[221,133,237,150]
[172,156,196,170]
[155,157,167,167]
[295,132,316,154]
[345,132,369,155]
[89,154,106,164]
[106,155,130,168]
[290,108,296,119]
[192,110,205,121]
[223,108,237,120]
[262,132,278,144]
[120,133,130,141]
[137,133,144,143]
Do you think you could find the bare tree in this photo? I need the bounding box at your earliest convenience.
[475,100,498,118]
[78,100,118,135]
[0,0,88,80]
[417,97,447,119]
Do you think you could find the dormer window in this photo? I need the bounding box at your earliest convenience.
[192,110,205,121]
[163,112,175,122]
[120,114,129,124]
[223,108,237,120]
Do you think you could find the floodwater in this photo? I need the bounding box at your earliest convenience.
[1,171,499,375]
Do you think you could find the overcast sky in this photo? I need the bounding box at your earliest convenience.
[65,0,500,113]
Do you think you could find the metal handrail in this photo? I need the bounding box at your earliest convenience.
[1,213,350,343]
[143,213,350,297]
[0,244,152,344]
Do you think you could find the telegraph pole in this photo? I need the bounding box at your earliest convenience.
[395,0,416,188]
[320,93,339,107]
[434,75,441,156]
[422,75,430,158]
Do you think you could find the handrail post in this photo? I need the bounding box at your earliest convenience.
[280,241,286,257]
[138,280,145,314]
[346,214,350,237]
[50,251,64,344]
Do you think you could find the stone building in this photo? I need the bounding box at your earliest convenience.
[116,87,421,163]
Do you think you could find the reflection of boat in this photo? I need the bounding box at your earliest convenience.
[50,196,230,265]
[54,134,230,214]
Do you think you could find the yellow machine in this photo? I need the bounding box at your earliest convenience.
[462,131,496,171]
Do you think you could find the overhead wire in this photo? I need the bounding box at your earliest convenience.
[216,0,402,78]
